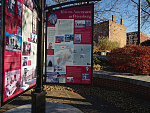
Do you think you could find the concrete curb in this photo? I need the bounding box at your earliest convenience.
[93,71,150,87]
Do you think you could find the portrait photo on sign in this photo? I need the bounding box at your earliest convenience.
[24,0,33,10]
[86,20,91,26]
[22,42,31,56]
[48,13,57,25]
[74,34,81,43]
[30,33,37,43]
[7,0,16,16]
[82,73,90,80]
[22,57,28,66]
[17,1,22,18]
[48,42,53,49]
[6,32,21,51]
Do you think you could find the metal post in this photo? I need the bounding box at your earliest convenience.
[0,0,5,107]
[138,0,141,45]
[34,0,45,93]
[31,0,46,113]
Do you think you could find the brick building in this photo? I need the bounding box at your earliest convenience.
[126,32,150,45]
[94,15,127,47]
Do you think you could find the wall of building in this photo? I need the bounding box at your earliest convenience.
[126,32,150,45]
[140,33,150,43]
[94,21,109,43]
[109,20,126,48]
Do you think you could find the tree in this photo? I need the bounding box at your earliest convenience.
[94,0,150,36]
[94,39,120,53]
[46,0,150,36]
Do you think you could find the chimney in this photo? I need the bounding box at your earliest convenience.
[112,15,115,22]
[121,18,123,25]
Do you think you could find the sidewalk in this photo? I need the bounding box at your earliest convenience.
[4,102,83,113]
[0,85,128,113]
[1,83,150,113]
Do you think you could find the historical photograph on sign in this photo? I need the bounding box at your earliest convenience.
[55,36,64,43]
[30,43,37,68]
[74,34,81,43]
[22,57,28,66]
[48,42,53,49]
[46,72,66,83]
[17,1,22,18]
[6,32,21,51]
[5,70,21,97]
[22,5,32,41]
[22,42,31,56]
[65,34,74,42]
[73,45,91,66]
[47,55,54,72]
[21,67,36,91]
[30,33,37,43]
[82,73,90,80]
[7,0,16,16]
[75,20,85,28]
[66,77,74,83]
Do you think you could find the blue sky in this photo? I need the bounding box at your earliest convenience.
[46,0,150,37]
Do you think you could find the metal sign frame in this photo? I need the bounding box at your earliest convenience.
[0,0,4,107]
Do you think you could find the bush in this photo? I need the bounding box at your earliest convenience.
[108,45,150,76]
[93,56,101,65]
[97,39,120,52]
[93,64,101,71]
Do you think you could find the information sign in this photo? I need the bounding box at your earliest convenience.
[1,0,38,104]
[46,4,93,84]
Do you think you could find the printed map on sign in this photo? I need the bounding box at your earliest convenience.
[54,44,73,72]
[73,45,91,66]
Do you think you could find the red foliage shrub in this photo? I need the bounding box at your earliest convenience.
[108,45,150,76]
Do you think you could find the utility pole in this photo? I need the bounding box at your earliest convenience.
[138,0,141,45]
[31,0,46,113]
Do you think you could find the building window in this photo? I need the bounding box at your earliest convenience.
[103,31,106,36]
[129,35,132,39]
[98,28,100,32]
[98,36,100,41]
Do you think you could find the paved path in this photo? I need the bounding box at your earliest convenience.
[1,84,150,113]
[0,85,128,113]
[4,102,83,113]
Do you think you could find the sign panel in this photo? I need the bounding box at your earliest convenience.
[46,4,93,84]
[2,0,37,104]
